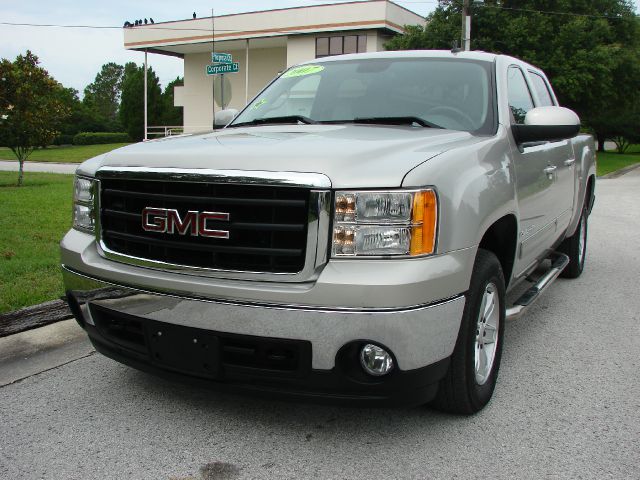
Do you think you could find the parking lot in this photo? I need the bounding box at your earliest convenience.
[1,169,639,480]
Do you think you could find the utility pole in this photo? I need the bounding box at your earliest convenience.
[144,49,148,141]
[461,0,471,51]
[211,8,216,127]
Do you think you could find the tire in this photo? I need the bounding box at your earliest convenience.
[558,207,587,279]
[430,249,506,414]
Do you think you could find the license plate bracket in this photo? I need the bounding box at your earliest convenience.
[146,320,220,378]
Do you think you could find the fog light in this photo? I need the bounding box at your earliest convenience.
[360,343,394,376]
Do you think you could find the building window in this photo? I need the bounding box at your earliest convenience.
[316,37,329,57]
[316,35,367,58]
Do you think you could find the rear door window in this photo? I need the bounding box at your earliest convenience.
[529,72,555,107]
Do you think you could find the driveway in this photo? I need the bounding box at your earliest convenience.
[1,170,638,480]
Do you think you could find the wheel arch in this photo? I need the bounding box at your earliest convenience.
[477,214,518,288]
[585,174,596,215]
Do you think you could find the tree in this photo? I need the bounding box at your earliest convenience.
[160,76,184,128]
[83,62,124,130]
[52,87,94,139]
[0,51,69,185]
[385,0,640,149]
[119,64,162,141]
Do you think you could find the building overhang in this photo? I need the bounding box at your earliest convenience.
[123,0,424,56]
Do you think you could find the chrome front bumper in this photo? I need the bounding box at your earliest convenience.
[63,266,465,371]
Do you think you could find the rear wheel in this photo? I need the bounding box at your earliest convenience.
[430,249,506,414]
[558,207,587,279]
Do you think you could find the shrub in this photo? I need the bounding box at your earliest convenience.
[52,134,75,146]
[73,132,131,145]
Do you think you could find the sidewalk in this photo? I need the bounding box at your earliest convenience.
[0,160,78,174]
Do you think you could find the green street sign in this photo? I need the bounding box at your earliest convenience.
[212,52,233,64]
[206,63,240,75]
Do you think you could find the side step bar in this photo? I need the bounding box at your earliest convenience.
[506,252,570,321]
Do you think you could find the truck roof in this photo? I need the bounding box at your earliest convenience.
[302,49,521,66]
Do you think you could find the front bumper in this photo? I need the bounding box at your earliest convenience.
[63,267,466,406]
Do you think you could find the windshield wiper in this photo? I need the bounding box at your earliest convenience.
[349,116,443,129]
[229,115,318,128]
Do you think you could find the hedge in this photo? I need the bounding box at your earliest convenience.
[52,134,75,146]
[73,132,131,145]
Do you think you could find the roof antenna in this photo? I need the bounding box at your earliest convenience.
[451,40,462,54]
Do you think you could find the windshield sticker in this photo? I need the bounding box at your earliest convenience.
[253,98,268,109]
[282,65,324,78]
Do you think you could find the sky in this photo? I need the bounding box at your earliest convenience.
[1,0,638,96]
[0,0,436,96]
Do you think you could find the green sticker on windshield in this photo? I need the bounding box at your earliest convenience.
[253,98,267,109]
[282,65,324,78]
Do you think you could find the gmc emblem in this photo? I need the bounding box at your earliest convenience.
[141,207,230,239]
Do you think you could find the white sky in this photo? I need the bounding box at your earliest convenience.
[1,0,638,95]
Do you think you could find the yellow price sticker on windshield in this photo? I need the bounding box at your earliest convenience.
[282,65,324,78]
[253,98,267,109]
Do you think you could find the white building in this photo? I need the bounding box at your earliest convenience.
[122,1,424,134]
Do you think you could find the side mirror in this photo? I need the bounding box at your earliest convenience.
[214,108,238,127]
[512,106,580,144]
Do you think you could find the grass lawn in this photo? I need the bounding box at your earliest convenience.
[0,171,73,313]
[0,143,131,163]
[597,148,640,177]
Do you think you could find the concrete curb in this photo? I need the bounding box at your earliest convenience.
[599,162,640,179]
[0,299,73,338]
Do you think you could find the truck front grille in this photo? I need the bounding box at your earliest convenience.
[99,178,309,273]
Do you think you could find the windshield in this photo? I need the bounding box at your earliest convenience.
[231,57,495,133]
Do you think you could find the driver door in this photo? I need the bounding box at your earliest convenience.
[508,66,572,276]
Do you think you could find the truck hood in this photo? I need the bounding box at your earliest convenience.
[84,124,485,188]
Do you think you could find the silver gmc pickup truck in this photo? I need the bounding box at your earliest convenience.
[61,51,595,413]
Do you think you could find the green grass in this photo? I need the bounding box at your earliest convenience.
[0,143,131,163]
[597,149,640,177]
[0,172,73,313]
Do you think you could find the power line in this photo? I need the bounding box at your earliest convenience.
[476,4,635,19]
[0,4,634,34]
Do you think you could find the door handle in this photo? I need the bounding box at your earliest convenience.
[564,158,576,167]
[543,166,557,174]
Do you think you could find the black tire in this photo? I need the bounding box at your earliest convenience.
[558,207,587,279]
[430,249,506,414]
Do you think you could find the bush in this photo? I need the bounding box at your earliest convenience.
[52,134,75,146]
[73,132,131,145]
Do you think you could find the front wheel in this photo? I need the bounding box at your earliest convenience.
[558,207,587,279]
[430,249,506,414]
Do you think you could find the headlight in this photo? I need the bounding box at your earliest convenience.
[332,189,437,257]
[72,176,96,232]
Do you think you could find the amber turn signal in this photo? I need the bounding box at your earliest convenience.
[410,190,437,256]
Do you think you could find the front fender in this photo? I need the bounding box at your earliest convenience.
[402,127,517,254]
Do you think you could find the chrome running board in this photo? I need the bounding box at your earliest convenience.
[506,252,570,321]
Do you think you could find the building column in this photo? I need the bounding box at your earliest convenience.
[245,39,250,105]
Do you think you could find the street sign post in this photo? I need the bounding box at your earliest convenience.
[206,63,240,75]
[212,52,233,64]
[207,53,239,111]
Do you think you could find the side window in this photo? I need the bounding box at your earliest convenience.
[507,67,534,124]
[529,72,555,107]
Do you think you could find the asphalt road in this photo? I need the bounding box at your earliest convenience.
[1,170,639,480]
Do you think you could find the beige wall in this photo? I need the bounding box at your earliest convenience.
[123,1,422,49]
[286,35,316,67]
[181,47,286,132]
[245,47,287,101]
[183,52,213,132]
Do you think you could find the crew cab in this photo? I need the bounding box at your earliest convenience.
[61,51,595,413]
